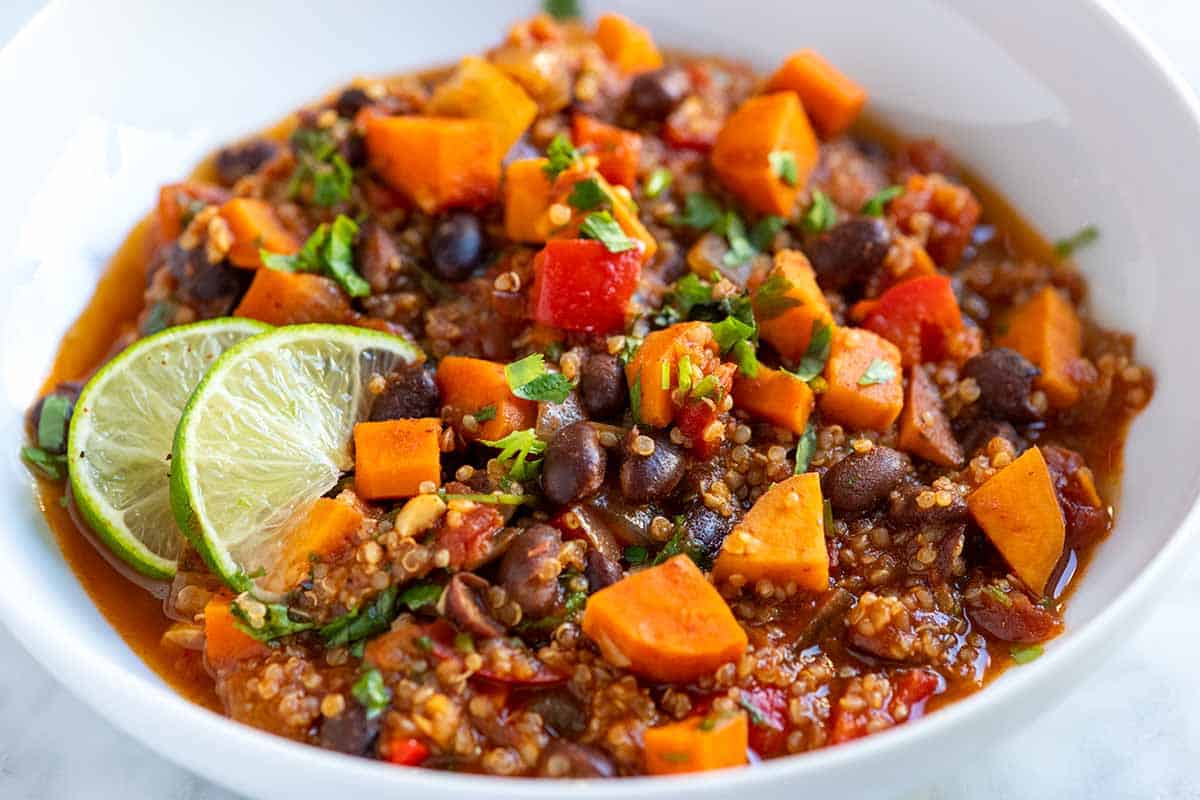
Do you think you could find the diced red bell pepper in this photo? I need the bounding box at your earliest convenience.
[829,669,940,745]
[740,686,791,758]
[859,275,968,366]
[530,239,642,334]
[572,114,643,189]
[385,737,430,766]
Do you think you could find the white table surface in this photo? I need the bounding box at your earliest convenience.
[1,1,1198,798]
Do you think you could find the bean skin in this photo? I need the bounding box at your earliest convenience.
[369,366,440,421]
[579,353,627,419]
[806,218,891,291]
[962,348,1041,423]
[430,212,485,281]
[619,430,685,503]
[821,446,909,513]
[542,421,607,506]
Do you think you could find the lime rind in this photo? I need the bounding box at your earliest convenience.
[67,318,270,580]
[169,324,422,589]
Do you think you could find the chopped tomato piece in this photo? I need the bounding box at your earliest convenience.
[739,686,790,758]
[858,275,975,366]
[889,173,981,267]
[428,504,505,571]
[829,669,939,744]
[530,239,642,334]
[385,737,430,766]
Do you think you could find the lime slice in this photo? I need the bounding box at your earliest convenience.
[169,324,423,589]
[67,318,270,580]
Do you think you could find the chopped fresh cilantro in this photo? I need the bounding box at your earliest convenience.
[1053,225,1099,257]
[1010,644,1044,665]
[768,150,799,186]
[619,336,643,366]
[454,631,475,653]
[659,358,671,391]
[629,376,643,424]
[624,545,648,566]
[793,421,816,475]
[580,211,637,253]
[351,668,392,719]
[676,192,723,230]
[753,272,803,320]
[260,215,369,298]
[709,315,756,353]
[716,212,756,268]
[750,215,786,252]
[480,428,547,482]
[983,585,1013,607]
[415,635,434,652]
[37,394,72,453]
[792,320,833,381]
[288,128,354,207]
[861,185,903,217]
[677,355,693,393]
[231,598,315,643]
[822,498,835,537]
[438,492,536,506]
[505,352,573,403]
[321,585,401,647]
[690,374,719,399]
[802,189,836,233]
[398,582,442,611]
[858,357,897,386]
[21,446,65,480]
[731,340,759,378]
[542,134,581,180]
[542,0,580,19]
[472,404,497,423]
[643,167,673,199]
[141,299,175,336]
[567,177,608,211]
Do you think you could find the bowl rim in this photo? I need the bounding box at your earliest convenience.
[3,0,1200,795]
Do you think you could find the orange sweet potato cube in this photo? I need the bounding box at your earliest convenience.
[996,286,1085,408]
[268,498,364,590]
[753,250,835,363]
[427,56,538,154]
[819,327,903,431]
[644,712,749,775]
[435,356,537,442]
[593,13,663,75]
[733,366,814,435]
[765,49,868,138]
[353,418,442,500]
[234,270,351,326]
[711,92,818,216]
[219,198,301,269]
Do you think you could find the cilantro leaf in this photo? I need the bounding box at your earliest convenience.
[709,315,756,353]
[753,272,803,320]
[351,667,392,719]
[643,167,673,199]
[542,0,580,19]
[288,128,354,207]
[793,421,816,475]
[715,212,756,268]
[802,189,836,234]
[1053,225,1099,258]
[481,428,548,482]
[768,150,799,186]
[21,446,65,480]
[398,582,442,612]
[36,394,72,453]
[858,357,897,386]
[438,491,536,506]
[567,177,608,211]
[624,545,648,566]
[505,353,573,403]
[750,215,786,252]
[231,598,315,643]
[861,185,903,217]
[472,404,497,423]
[1010,644,1044,665]
[792,320,833,381]
[542,134,581,180]
[580,211,637,253]
[260,215,370,297]
[320,585,401,647]
[141,299,175,336]
[629,376,643,424]
[676,192,722,230]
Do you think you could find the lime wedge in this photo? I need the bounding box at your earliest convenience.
[67,318,270,579]
[169,324,422,589]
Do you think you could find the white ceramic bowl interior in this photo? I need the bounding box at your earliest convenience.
[1,1,1198,799]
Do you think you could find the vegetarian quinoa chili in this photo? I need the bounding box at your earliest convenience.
[22,8,1153,778]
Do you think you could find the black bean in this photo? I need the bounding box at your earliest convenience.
[821,446,908,513]
[165,244,253,316]
[441,573,505,638]
[339,133,367,169]
[585,548,623,592]
[888,480,969,528]
[526,690,587,738]
[214,139,278,186]
[537,741,617,778]
[681,503,735,565]
[957,418,1023,460]
[806,218,891,291]
[619,431,685,503]
[358,222,402,293]
[369,366,440,421]
[542,422,606,506]
[963,348,1041,422]
[579,353,626,419]
[334,87,372,119]
[498,525,563,619]
[430,212,485,281]
[627,67,690,121]
[317,704,379,756]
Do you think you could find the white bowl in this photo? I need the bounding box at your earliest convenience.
[2,1,1198,798]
